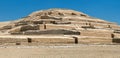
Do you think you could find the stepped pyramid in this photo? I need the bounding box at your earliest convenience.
[0,8,120,45]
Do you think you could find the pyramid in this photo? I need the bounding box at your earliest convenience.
[0,8,120,45]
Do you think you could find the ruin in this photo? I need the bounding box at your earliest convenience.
[0,8,120,45]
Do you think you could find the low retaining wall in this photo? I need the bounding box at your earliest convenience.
[0,35,118,45]
[79,37,112,44]
[0,38,27,43]
[32,38,74,44]
[79,29,113,38]
[24,29,80,35]
[0,37,75,45]
[45,24,74,30]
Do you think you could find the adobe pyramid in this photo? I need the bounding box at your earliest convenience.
[0,8,120,44]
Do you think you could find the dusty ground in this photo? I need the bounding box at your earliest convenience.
[0,45,120,58]
[0,21,10,27]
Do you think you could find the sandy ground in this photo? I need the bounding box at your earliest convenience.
[0,21,10,27]
[0,45,120,58]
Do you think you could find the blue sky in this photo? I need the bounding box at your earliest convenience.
[0,0,120,24]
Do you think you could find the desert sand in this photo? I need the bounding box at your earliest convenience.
[0,45,120,58]
[0,21,10,27]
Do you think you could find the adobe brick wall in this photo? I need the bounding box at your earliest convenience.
[21,25,39,31]
[10,25,40,33]
[110,25,120,29]
[0,37,75,44]
[32,38,74,44]
[79,37,112,44]
[80,29,113,38]
[91,23,108,28]
[71,22,88,26]
[9,26,22,33]
[113,33,120,38]
[0,35,114,45]
[45,24,74,29]
[0,38,27,44]
[24,29,80,35]
[39,24,46,30]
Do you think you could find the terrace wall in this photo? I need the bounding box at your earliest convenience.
[80,29,113,38]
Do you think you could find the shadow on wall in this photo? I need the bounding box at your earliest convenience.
[112,38,120,43]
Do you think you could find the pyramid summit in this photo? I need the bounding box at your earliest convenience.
[0,8,120,45]
[22,8,90,21]
[29,8,88,16]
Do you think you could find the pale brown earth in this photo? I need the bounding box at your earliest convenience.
[0,21,10,27]
[0,45,120,58]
